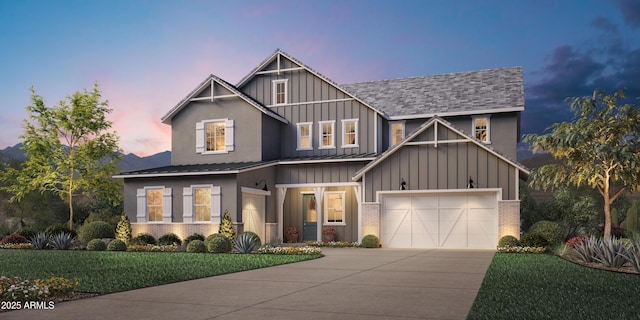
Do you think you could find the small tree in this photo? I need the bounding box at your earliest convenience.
[115,213,132,244]
[524,89,640,238]
[218,209,235,242]
[0,83,122,230]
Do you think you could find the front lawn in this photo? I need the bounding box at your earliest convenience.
[0,250,321,294]
[468,253,640,319]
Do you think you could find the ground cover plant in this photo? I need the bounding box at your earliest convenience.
[0,250,321,295]
[468,253,640,319]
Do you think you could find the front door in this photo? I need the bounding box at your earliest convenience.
[302,194,317,241]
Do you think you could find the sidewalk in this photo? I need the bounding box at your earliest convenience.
[2,248,495,320]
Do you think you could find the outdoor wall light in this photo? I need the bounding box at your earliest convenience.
[256,179,268,191]
[468,176,474,188]
[400,178,407,190]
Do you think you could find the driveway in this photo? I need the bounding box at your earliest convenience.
[3,248,495,320]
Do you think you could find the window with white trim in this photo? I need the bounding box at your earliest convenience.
[319,120,335,149]
[324,191,346,225]
[196,119,234,153]
[272,79,288,105]
[472,116,490,143]
[390,121,404,146]
[341,119,358,148]
[183,185,222,223]
[136,186,172,223]
[296,122,313,150]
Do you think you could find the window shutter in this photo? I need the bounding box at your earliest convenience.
[162,188,172,223]
[211,186,221,223]
[225,119,234,151]
[196,121,204,153]
[136,188,146,223]
[183,187,193,223]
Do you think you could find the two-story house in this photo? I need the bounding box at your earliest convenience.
[114,49,528,249]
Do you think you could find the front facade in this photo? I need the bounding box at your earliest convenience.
[115,49,528,249]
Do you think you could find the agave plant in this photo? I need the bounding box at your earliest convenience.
[572,235,598,263]
[621,239,640,273]
[50,232,73,250]
[233,232,260,254]
[30,232,49,250]
[592,237,628,268]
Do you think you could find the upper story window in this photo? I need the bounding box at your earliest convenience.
[319,120,335,149]
[324,191,346,225]
[196,119,235,154]
[472,116,490,143]
[296,122,313,150]
[390,121,405,146]
[342,119,359,148]
[272,79,288,105]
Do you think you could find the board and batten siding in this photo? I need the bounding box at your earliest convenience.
[276,162,367,185]
[239,56,378,157]
[363,123,518,202]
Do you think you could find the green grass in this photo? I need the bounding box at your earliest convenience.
[0,250,321,294]
[468,253,640,320]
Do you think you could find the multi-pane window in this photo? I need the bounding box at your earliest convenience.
[273,79,288,105]
[146,189,163,222]
[390,122,404,145]
[319,121,335,148]
[324,192,345,224]
[193,187,211,222]
[342,119,358,147]
[205,121,225,152]
[473,116,490,143]
[297,122,312,150]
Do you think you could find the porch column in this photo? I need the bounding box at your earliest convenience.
[313,187,325,242]
[277,187,287,241]
[354,184,362,241]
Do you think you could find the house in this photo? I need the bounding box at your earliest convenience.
[114,49,528,249]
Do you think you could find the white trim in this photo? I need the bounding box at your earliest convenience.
[374,113,378,153]
[514,166,520,200]
[389,121,405,146]
[472,115,491,144]
[318,120,335,149]
[278,157,374,165]
[267,98,355,108]
[255,67,305,75]
[275,182,361,189]
[341,118,359,148]
[183,184,219,223]
[388,107,524,120]
[296,122,313,150]
[199,118,230,154]
[136,186,172,223]
[241,186,272,196]
[272,79,288,105]
[189,94,236,101]
[404,139,469,146]
[375,188,503,203]
[324,191,346,226]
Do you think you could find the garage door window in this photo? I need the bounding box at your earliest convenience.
[324,192,345,225]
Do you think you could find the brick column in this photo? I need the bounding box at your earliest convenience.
[498,200,521,239]
[361,202,381,238]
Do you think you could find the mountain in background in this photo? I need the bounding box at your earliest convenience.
[0,144,171,172]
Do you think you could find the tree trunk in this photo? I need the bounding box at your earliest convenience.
[68,178,74,230]
[603,187,611,239]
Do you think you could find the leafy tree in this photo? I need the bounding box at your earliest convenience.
[218,209,236,242]
[0,83,122,230]
[524,89,640,238]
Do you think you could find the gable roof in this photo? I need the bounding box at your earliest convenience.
[236,48,389,118]
[161,74,288,125]
[352,116,530,181]
[341,67,524,119]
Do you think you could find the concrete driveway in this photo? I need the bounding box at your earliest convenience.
[3,248,495,320]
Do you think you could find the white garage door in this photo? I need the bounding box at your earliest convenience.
[381,192,498,249]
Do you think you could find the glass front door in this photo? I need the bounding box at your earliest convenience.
[302,194,317,241]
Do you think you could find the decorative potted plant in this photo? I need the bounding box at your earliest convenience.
[322,227,337,242]
[284,226,299,243]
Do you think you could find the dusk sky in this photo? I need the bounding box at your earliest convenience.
[1,0,639,156]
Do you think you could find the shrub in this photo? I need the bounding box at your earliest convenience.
[219,209,236,242]
[621,238,640,272]
[184,233,205,246]
[131,233,156,245]
[186,239,206,253]
[233,232,260,253]
[257,245,322,255]
[50,232,73,250]
[361,234,380,248]
[573,235,598,263]
[520,232,549,248]
[87,239,106,251]
[107,239,127,251]
[242,231,261,246]
[45,223,77,239]
[158,233,182,246]
[566,235,587,249]
[498,235,520,247]
[206,234,231,253]
[30,232,49,250]
[78,221,115,243]
[16,227,37,240]
[115,214,132,245]
[2,233,29,244]
[592,237,628,268]
[528,220,563,246]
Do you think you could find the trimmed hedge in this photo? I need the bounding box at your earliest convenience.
[186,240,206,253]
[78,221,115,243]
[361,234,380,248]
[107,239,127,251]
[87,239,106,251]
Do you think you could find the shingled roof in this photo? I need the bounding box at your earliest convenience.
[341,67,524,119]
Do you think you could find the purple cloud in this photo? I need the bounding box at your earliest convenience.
[613,0,640,28]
